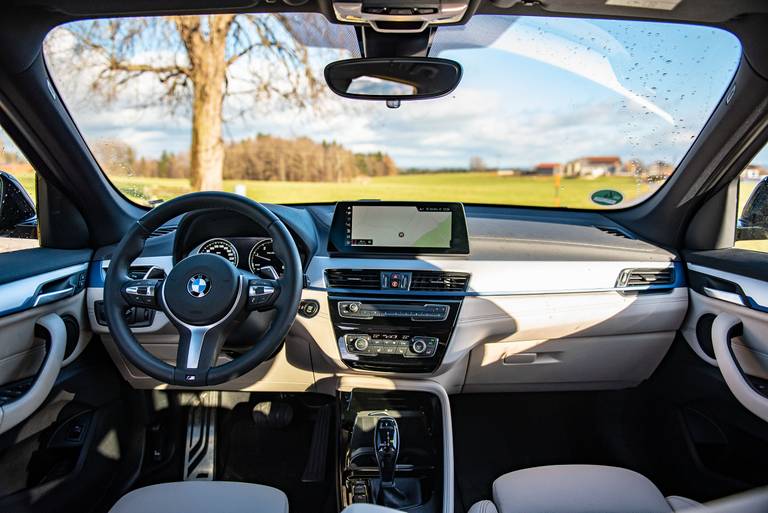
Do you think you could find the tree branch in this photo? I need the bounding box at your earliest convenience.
[108,58,189,76]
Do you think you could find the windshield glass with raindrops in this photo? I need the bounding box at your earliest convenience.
[43,14,742,208]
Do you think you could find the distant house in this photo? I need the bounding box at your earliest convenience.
[646,161,674,179]
[564,156,622,178]
[742,164,768,180]
[496,169,517,176]
[528,162,562,176]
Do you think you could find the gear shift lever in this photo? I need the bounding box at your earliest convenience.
[374,416,399,488]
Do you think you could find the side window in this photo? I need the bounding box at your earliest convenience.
[0,130,39,253]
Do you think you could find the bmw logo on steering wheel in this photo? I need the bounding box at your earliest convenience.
[187,274,211,298]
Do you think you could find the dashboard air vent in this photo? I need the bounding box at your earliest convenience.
[149,226,176,238]
[616,267,675,288]
[596,226,634,239]
[326,269,381,290]
[410,271,470,292]
[127,266,166,280]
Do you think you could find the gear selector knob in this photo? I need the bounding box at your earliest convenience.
[374,416,400,488]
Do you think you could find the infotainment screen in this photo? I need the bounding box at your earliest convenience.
[328,201,469,255]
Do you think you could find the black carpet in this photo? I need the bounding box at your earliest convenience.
[217,396,336,513]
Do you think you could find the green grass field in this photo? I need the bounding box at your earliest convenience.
[14,170,653,208]
[7,169,768,252]
[113,172,654,209]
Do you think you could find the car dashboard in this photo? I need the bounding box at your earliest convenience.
[86,201,688,395]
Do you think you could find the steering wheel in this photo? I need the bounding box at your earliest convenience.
[104,192,303,386]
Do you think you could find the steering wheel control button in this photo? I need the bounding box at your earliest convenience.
[298,299,320,318]
[122,279,160,308]
[247,279,278,309]
[187,274,211,298]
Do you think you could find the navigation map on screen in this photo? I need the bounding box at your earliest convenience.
[349,206,452,248]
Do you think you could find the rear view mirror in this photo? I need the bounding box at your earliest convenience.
[324,58,462,102]
[0,171,37,238]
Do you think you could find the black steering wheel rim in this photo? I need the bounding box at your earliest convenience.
[104,192,303,386]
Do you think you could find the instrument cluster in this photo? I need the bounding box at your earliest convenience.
[193,237,284,277]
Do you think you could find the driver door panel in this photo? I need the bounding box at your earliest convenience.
[0,248,91,429]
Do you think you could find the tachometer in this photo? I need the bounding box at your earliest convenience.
[248,239,284,276]
[197,238,239,266]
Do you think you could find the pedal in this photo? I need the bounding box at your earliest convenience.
[252,401,293,429]
[183,391,219,481]
[301,403,333,482]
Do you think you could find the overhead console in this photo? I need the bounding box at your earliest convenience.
[332,0,471,33]
[328,201,470,256]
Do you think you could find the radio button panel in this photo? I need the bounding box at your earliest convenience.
[338,301,449,321]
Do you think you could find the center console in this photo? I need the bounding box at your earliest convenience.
[338,389,445,513]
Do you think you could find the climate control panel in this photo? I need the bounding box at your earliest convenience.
[344,334,439,358]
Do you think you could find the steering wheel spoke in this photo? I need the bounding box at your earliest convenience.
[173,324,227,385]
[121,278,164,310]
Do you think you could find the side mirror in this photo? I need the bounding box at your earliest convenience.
[0,171,37,239]
[737,177,768,241]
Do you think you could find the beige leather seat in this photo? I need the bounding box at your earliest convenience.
[109,481,289,513]
[468,465,701,513]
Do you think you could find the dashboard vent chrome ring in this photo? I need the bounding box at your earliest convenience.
[616,267,675,289]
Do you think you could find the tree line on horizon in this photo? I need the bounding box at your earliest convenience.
[92,134,399,183]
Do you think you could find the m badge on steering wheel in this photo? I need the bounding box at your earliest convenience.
[187,274,211,298]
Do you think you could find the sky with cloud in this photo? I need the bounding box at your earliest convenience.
[36,13,763,171]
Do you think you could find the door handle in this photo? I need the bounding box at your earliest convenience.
[711,313,768,423]
[702,286,746,306]
[33,286,75,307]
[0,313,67,434]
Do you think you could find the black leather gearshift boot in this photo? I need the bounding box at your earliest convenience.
[374,478,422,509]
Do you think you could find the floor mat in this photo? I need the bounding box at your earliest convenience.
[217,395,336,513]
[450,390,656,512]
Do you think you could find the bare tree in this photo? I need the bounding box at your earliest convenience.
[49,14,325,191]
[469,156,486,172]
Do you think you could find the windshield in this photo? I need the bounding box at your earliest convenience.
[43,14,741,209]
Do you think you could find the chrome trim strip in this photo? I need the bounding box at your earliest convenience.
[315,285,681,297]
[703,286,746,306]
[307,257,683,297]
[33,286,75,307]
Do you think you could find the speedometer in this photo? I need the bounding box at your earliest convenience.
[248,239,284,276]
[197,238,239,266]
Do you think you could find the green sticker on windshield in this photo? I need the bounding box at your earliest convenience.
[591,189,624,206]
